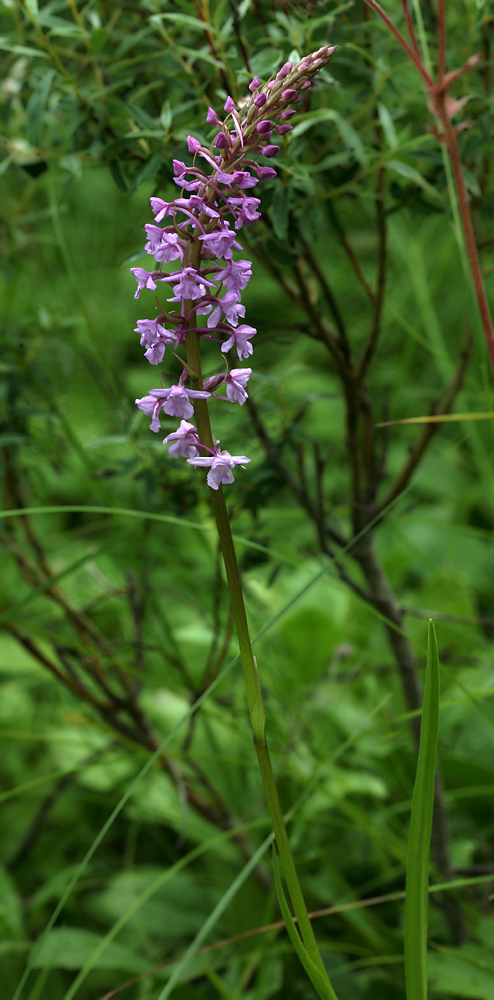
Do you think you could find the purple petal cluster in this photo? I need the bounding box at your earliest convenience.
[133,45,336,488]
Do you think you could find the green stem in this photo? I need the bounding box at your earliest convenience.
[182,244,336,996]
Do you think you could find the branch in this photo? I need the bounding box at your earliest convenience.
[357,166,387,380]
[376,327,472,514]
[361,0,434,87]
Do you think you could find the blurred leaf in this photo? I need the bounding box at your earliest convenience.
[404,621,439,1000]
[32,928,151,973]
[428,945,494,999]
[90,27,108,54]
[272,185,290,241]
[25,70,55,148]
[127,151,164,197]
[108,157,128,193]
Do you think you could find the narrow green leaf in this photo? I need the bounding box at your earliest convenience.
[404,620,440,1000]
[126,151,164,197]
[0,38,48,58]
[108,157,128,193]
[26,70,56,148]
[272,185,290,241]
[272,849,338,1000]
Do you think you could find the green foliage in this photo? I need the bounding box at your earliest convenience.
[1,0,494,998]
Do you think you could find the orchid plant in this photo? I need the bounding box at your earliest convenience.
[131,46,341,1000]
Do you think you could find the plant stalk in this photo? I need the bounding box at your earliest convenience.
[184,248,337,996]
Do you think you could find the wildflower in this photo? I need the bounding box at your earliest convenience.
[221,324,257,359]
[131,44,337,486]
[135,319,175,365]
[188,449,251,489]
[130,268,157,299]
[136,386,211,429]
[163,420,201,458]
[225,368,252,404]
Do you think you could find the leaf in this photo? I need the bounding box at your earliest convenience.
[428,944,494,999]
[126,151,164,197]
[377,102,398,148]
[404,620,439,1000]
[32,928,150,974]
[149,12,211,31]
[292,110,367,166]
[388,159,443,202]
[0,38,48,58]
[90,27,108,54]
[160,99,172,131]
[0,867,23,939]
[272,185,290,241]
[376,411,494,427]
[26,70,55,148]
[272,849,338,1000]
[108,157,128,193]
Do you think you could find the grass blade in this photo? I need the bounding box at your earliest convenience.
[272,849,338,1000]
[404,619,440,1000]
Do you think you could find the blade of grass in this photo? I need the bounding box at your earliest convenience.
[154,834,275,1000]
[404,620,440,1000]
[0,505,298,567]
[376,412,494,427]
[272,848,338,1000]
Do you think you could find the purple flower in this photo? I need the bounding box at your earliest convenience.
[281,88,297,101]
[188,449,251,489]
[199,227,242,261]
[225,368,251,404]
[136,319,175,365]
[249,76,260,92]
[276,124,293,136]
[253,93,267,109]
[221,324,256,360]
[216,260,252,295]
[187,135,201,153]
[136,386,211,429]
[281,109,297,120]
[224,96,236,113]
[163,420,201,458]
[207,291,246,328]
[144,226,182,263]
[150,197,171,222]
[230,171,258,189]
[175,195,219,220]
[226,197,261,230]
[207,107,220,126]
[167,267,215,302]
[130,268,157,299]
[215,132,229,149]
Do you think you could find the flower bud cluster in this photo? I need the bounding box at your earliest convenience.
[133,45,336,490]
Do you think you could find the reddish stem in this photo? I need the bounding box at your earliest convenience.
[362,0,433,87]
[438,103,494,367]
[437,0,446,83]
[363,0,494,367]
[400,0,422,61]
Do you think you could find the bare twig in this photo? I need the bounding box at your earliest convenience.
[377,328,472,514]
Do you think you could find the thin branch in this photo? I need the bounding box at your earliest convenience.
[400,0,421,60]
[357,166,387,380]
[437,0,446,84]
[376,328,472,514]
[298,231,351,359]
[361,0,434,87]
